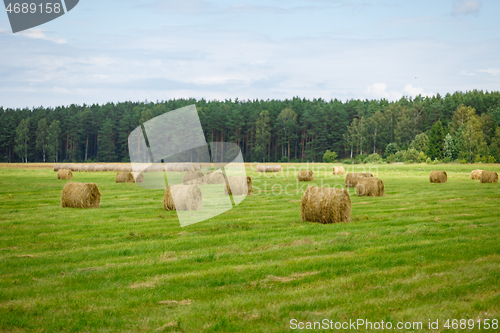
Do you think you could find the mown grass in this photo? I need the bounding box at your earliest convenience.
[0,163,499,332]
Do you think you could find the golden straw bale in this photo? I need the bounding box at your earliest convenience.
[480,171,498,183]
[57,169,73,180]
[131,172,145,183]
[333,166,345,175]
[206,171,226,184]
[61,182,101,208]
[298,170,314,182]
[183,171,205,185]
[116,172,135,183]
[224,176,252,196]
[430,170,447,183]
[300,186,351,224]
[163,185,202,211]
[345,173,373,188]
[256,165,282,172]
[470,169,484,180]
[355,178,385,197]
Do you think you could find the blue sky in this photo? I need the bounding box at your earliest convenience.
[1,0,499,108]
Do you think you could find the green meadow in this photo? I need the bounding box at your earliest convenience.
[0,163,499,332]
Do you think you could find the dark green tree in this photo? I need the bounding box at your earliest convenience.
[426,120,445,160]
[48,120,62,162]
[98,118,117,162]
[14,118,30,163]
[35,118,49,162]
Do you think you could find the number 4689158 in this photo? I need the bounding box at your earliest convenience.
[6,2,62,14]
[444,319,498,330]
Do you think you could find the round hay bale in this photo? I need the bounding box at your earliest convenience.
[256,165,282,172]
[206,171,226,184]
[61,182,101,208]
[470,169,484,180]
[300,186,351,224]
[356,178,385,197]
[225,176,252,196]
[298,170,314,182]
[116,172,135,183]
[163,185,202,211]
[163,164,175,172]
[345,173,373,188]
[333,166,345,175]
[480,170,498,183]
[183,171,205,185]
[58,163,69,171]
[131,172,145,183]
[57,169,73,180]
[175,164,189,172]
[54,164,61,171]
[430,171,447,183]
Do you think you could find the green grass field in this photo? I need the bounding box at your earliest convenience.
[0,163,499,332]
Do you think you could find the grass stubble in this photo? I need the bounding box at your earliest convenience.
[0,163,499,332]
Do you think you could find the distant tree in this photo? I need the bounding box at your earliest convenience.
[35,118,49,162]
[140,108,154,125]
[343,124,356,159]
[48,120,62,162]
[384,142,399,157]
[277,108,297,161]
[489,127,500,163]
[403,148,419,163]
[396,104,424,147]
[253,110,271,162]
[426,120,445,160]
[410,133,429,153]
[460,115,484,163]
[443,133,455,161]
[14,118,30,163]
[323,150,337,163]
[98,118,117,162]
[364,153,383,164]
[450,104,475,135]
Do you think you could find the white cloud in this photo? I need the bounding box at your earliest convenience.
[452,0,481,15]
[459,70,475,76]
[366,83,402,101]
[404,84,433,98]
[478,68,500,76]
[19,29,67,44]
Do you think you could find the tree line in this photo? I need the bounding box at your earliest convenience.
[1,90,500,164]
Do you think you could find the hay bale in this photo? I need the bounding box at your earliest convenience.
[256,165,282,172]
[131,172,145,183]
[480,171,498,183]
[163,185,202,211]
[298,170,314,182]
[345,173,373,188]
[61,182,101,208]
[225,176,252,196]
[430,171,447,183]
[470,169,484,180]
[300,186,351,224]
[355,178,385,197]
[206,171,226,184]
[54,164,61,171]
[116,172,135,183]
[57,169,73,180]
[333,166,345,175]
[183,171,205,185]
